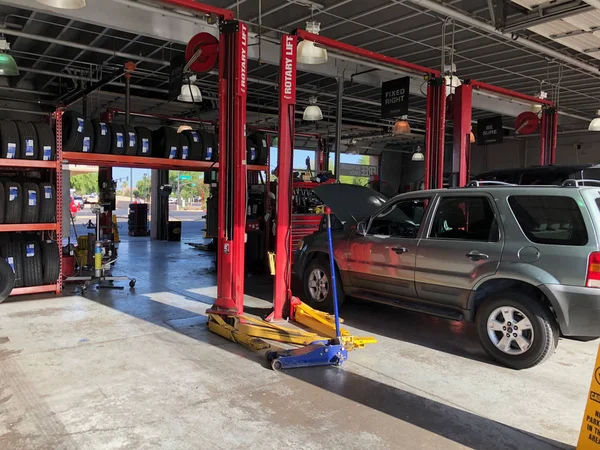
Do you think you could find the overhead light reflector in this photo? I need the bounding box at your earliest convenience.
[177,125,193,133]
[297,21,328,65]
[303,96,323,121]
[0,39,18,76]
[412,146,424,162]
[393,115,410,135]
[36,0,86,9]
[178,83,202,103]
[589,110,600,131]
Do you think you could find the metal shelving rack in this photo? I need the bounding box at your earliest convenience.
[8,109,63,297]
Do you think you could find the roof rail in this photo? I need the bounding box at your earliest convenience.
[466,180,518,187]
[561,179,600,187]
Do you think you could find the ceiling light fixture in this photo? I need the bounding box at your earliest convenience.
[0,38,18,76]
[303,96,323,121]
[297,21,328,65]
[531,91,547,114]
[412,146,424,162]
[444,64,461,96]
[177,125,193,133]
[178,76,202,103]
[470,130,476,144]
[392,115,411,135]
[36,0,86,9]
[589,110,600,131]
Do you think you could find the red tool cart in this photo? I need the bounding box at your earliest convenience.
[291,180,334,248]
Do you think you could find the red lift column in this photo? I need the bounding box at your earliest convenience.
[209,20,249,315]
[271,34,297,321]
[424,76,447,190]
[452,83,473,186]
[540,107,558,165]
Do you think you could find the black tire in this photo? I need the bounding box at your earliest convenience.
[248,132,268,165]
[110,123,126,155]
[0,257,15,302]
[33,122,55,161]
[22,240,43,287]
[62,111,85,152]
[182,130,203,160]
[134,127,152,156]
[1,241,23,288]
[302,256,345,313]
[246,137,258,164]
[199,130,218,162]
[38,182,56,223]
[122,124,137,156]
[0,181,5,224]
[15,121,39,160]
[92,119,111,154]
[152,126,179,159]
[82,119,94,153]
[21,182,40,224]
[4,181,22,224]
[475,291,559,370]
[0,120,21,159]
[41,240,60,284]
[179,133,190,160]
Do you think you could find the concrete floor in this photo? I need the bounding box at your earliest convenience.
[0,223,594,449]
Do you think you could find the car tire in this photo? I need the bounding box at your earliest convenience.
[92,120,111,154]
[0,181,5,224]
[0,257,15,302]
[122,124,137,156]
[41,240,60,284]
[181,130,203,160]
[475,290,558,370]
[39,182,56,223]
[110,123,126,155]
[33,122,55,161]
[0,120,21,159]
[302,256,345,313]
[1,241,23,288]
[5,181,22,224]
[152,126,179,159]
[62,111,86,152]
[22,240,43,287]
[16,121,39,160]
[22,182,40,223]
[135,127,152,156]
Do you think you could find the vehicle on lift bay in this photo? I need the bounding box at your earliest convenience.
[293,183,600,369]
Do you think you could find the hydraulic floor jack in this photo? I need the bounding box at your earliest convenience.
[266,208,348,370]
[66,206,136,292]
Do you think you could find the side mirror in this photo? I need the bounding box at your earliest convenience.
[356,221,367,236]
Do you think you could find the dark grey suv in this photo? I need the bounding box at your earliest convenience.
[293,183,600,369]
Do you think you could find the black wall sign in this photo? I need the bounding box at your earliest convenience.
[381,77,410,119]
[476,116,504,145]
[168,54,186,102]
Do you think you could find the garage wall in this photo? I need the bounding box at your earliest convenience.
[470,131,600,175]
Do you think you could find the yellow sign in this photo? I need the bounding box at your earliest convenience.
[578,345,600,449]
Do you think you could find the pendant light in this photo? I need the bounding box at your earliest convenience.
[531,91,547,114]
[412,146,424,162]
[392,115,410,135]
[297,21,328,65]
[589,110,600,131]
[178,76,202,103]
[303,96,323,121]
[36,0,86,9]
[470,130,476,144]
[0,38,18,76]
[177,125,193,133]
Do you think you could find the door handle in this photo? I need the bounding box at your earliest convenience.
[466,251,489,260]
[391,246,409,254]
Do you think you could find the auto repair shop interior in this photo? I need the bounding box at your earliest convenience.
[1,0,600,449]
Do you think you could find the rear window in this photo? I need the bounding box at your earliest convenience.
[508,195,588,246]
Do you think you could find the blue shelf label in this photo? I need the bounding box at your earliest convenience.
[182,145,189,160]
[7,142,16,159]
[26,244,34,258]
[43,145,52,160]
[28,190,36,206]
[100,122,108,136]
[116,132,123,148]
[191,131,199,142]
[25,139,34,157]
[250,147,256,161]
[77,118,84,133]
[205,147,212,160]
[9,186,17,201]
[83,136,91,152]
[129,132,136,148]
[6,257,14,272]
[44,186,52,199]
[142,138,149,154]
[169,146,177,159]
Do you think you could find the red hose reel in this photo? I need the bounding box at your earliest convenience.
[185,32,219,73]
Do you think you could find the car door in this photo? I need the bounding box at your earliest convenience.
[415,193,503,310]
[346,195,432,299]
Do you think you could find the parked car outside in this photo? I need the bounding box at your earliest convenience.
[85,193,98,204]
[73,196,85,209]
[293,183,600,369]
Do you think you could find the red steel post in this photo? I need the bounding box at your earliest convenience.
[424,83,433,191]
[550,108,558,164]
[539,110,548,166]
[471,80,553,106]
[272,34,297,320]
[436,79,447,189]
[453,84,473,186]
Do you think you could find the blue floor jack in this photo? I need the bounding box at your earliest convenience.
[267,207,349,371]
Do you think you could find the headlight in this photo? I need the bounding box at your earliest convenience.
[296,240,305,251]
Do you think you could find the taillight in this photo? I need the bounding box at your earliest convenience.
[586,252,600,288]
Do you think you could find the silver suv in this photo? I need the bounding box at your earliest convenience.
[293,183,600,369]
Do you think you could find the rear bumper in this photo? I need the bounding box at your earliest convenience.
[540,284,600,337]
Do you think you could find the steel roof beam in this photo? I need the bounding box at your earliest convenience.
[503,0,591,33]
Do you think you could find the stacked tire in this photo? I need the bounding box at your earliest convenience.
[63,111,93,153]
[247,132,268,165]
[0,119,55,161]
[0,180,55,224]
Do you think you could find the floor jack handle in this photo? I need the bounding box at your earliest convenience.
[325,207,342,340]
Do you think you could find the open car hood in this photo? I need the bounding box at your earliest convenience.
[313,184,388,224]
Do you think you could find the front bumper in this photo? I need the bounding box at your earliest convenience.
[540,284,600,337]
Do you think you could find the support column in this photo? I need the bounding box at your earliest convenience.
[424,76,446,189]
[271,34,297,321]
[335,77,343,179]
[540,107,558,165]
[452,84,472,187]
[210,20,249,315]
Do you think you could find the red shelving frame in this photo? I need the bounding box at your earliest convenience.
[6,109,63,297]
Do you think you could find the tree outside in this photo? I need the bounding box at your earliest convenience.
[168,171,210,209]
[70,173,98,194]
[133,174,151,201]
